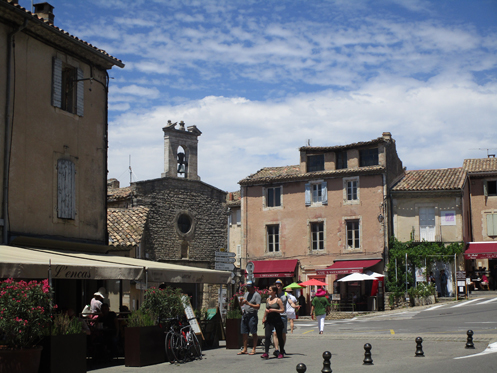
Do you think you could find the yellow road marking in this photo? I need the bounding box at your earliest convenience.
[303,329,315,335]
[390,329,395,335]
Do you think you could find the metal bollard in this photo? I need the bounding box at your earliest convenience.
[415,337,424,357]
[296,363,307,373]
[363,343,373,365]
[466,330,475,349]
[321,351,332,373]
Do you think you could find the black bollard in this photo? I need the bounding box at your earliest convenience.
[415,337,424,357]
[466,330,475,349]
[296,363,307,373]
[321,351,332,373]
[363,343,373,365]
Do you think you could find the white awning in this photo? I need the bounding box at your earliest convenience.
[0,245,231,284]
[0,245,144,280]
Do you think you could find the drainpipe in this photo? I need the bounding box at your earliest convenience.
[3,19,28,245]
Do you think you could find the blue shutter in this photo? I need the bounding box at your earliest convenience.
[57,159,75,219]
[305,183,311,206]
[76,68,84,116]
[322,182,328,205]
[52,57,62,108]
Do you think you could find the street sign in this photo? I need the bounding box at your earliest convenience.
[215,251,236,257]
[215,262,234,271]
[216,257,236,263]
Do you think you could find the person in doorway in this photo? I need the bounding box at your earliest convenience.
[311,288,331,334]
[284,288,299,334]
[440,270,448,297]
[272,280,298,358]
[261,286,285,359]
[237,281,261,355]
[491,264,497,290]
[298,293,306,316]
[90,290,105,315]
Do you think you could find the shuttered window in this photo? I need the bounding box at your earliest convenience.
[487,214,497,237]
[52,57,84,116]
[57,159,76,219]
[305,182,328,205]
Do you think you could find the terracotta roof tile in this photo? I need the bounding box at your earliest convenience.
[299,136,388,152]
[107,186,133,202]
[392,168,466,191]
[463,158,497,173]
[226,190,241,207]
[107,206,149,247]
[239,164,385,185]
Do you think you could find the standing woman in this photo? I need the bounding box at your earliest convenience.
[261,286,285,359]
[311,287,331,335]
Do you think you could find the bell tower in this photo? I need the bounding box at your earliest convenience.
[161,121,202,180]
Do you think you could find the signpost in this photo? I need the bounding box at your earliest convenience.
[215,262,235,271]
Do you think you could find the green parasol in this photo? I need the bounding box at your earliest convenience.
[284,282,304,290]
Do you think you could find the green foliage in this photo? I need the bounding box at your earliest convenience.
[140,286,184,323]
[0,278,52,349]
[226,309,242,319]
[386,238,464,293]
[126,309,155,327]
[407,282,436,299]
[49,313,84,335]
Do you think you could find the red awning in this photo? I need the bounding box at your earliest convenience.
[464,242,497,259]
[250,259,298,278]
[316,259,382,275]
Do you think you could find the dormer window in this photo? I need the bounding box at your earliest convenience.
[336,151,347,169]
[307,154,324,172]
[359,148,379,167]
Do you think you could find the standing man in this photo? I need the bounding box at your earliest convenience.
[238,280,261,355]
[491,264,497,291]
[272,279,298,357]
[440,269,448,297]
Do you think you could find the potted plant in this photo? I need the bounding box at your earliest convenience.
[0,278,52,373]
[225,293,242,349]
[124,287,184,367]
[39,313,87,373]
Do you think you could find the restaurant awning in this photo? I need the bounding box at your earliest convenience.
[0,245,143,280]
[250,259,298,278]
[464,242,497,259]
[316,259,382,275]
[0,246,231,284]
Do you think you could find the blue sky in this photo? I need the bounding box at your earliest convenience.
[23,0,497,192]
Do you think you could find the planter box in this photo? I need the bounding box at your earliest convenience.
[410,295,436,307]
[39,334,86,373]
[225,319,242,349]
[124,326,165,367]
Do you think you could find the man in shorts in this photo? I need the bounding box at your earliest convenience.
[273,279,297,357]
[238,281,261,355]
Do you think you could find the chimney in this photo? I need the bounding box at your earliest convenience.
[33,2,55,24]
[382,132,392,141]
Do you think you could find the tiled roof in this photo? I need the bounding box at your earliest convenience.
[392,168,466,191]
[239,164,385,186]
[107,186,133,202]
[1,0,124,68]
[299,136,388,152]
[463,158,497,173]
[226,190,241,207]
[107,206,149,247]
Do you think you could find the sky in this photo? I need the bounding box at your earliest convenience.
[22,0,497,192]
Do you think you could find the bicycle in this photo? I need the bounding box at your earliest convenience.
[165,318,202,363]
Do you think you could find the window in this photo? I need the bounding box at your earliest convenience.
[305,182,328,206]
[419,207,435,241]
[346,220,360,249]
[52,57,84,116]
[336,151,347,170]
[311,222,324,251]
[267,225,280,252]
[177,214,192,233]
[487,214,497,236]
[347,180,358,201]
[231,209,241,225]
[307,154,325,172]
[359,148,379,167]
[266,186,282,207]
[57,159,76,219]
[484,180,497,196]
[236,244,241,259]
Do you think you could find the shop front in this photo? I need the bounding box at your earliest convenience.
[248,259,298,289]
[464,242,497,290]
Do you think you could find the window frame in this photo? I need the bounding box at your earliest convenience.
[336,151,347,170]
[484,180,497,197]
[359,148,379,167]
[266,224,280,253]
[307,154,325,172]
[345,219,361,250]
[343,176,360,204]
[486,213,497,237]
[264,186,283,208]
[310,221,325,251]
[305,181,328,206]
[57,158,76,220]
[52,57,84,116]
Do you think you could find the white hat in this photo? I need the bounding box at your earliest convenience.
[94,291,105,298]
[94,287,107,298]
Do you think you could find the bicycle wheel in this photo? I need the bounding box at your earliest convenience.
[190,332,202,360]
[165,332,176,363]
[172,333,187,363]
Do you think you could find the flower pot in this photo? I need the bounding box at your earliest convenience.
[38,334,86,373]
[0,346,43,373]
[225,318,242,349]
[124,326,165,367]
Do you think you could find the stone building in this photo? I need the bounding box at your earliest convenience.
[238,132,404,294]
[107,123,230,308]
